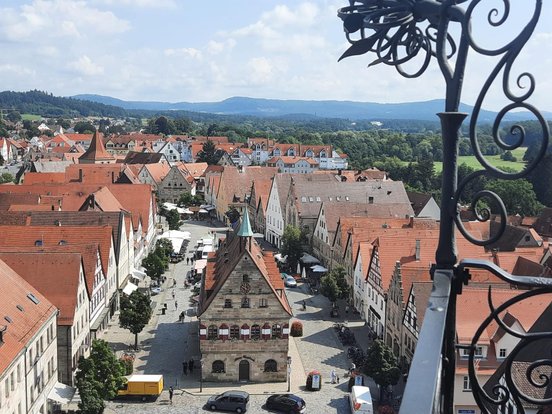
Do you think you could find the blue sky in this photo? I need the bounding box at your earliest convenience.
[0,0,550,112]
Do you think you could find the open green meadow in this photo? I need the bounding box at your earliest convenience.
[21,113,42,121]
[433,147,527,173]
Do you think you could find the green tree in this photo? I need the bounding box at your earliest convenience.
[76,339,126,413]
[165,209,181,230]
[485,178,543,216]
[363,340,401,401]
[74,121,95,134]
[280,225,303,272]
[0,173,13,184]
[153,116,174,135]
[6,111,21,123]
[142,252,166,281]
[178,191,194,206]
[56,118,71,129]
[155,238,174,258]
[320,266,348,303]
[196,140,219,165]
[119,290,153,350]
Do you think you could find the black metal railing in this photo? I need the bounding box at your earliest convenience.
[337,1,551,412]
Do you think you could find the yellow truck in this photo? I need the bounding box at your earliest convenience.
[117,374,164,401]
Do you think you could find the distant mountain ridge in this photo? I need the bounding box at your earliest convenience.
[73,94,550,122]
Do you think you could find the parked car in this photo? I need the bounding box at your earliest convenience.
[150,286,161,296]
[207,390,250,413]
[280,272,289,280]
[265,394,306,413]
[284,275,297,288]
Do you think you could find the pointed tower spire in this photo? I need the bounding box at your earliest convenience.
[236,207,254,238]
[78,130,115,164]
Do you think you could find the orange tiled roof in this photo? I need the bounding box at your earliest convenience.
[0,259,57,376]
[0,225,113,279]
[79,131,115,162]
[0,252,82,325]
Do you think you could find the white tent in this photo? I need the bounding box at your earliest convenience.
[131,268,147,281]
[161,230,191,239]
[300,253,320,264]
[311,265,328,273]
[122,282,138,295]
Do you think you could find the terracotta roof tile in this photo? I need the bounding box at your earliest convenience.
[0,259,57,376]
[0,252,82,326]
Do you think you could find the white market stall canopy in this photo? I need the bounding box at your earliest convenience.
[274,253,287,263]
[300,253,320,265]
[131,268,147,280]
[122,282,138,295]
[159,231,191,252]
[200,204,216,211]
[311,265,328,273]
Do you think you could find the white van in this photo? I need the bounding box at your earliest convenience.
[201,245,214,259]
[349,385,373,414]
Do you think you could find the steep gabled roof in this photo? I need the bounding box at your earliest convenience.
[0,252,82,326]
[0,259,57,376]
[78,131,114,163]
[199,231,292,317]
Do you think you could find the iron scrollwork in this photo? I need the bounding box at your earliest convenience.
[338,1,551,412]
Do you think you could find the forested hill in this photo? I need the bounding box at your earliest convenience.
[0,90,126,118]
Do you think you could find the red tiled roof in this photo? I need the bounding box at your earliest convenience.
[78,130,115,162]
[0,252,82,325]
[0,259,57,376]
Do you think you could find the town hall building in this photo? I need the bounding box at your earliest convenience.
[198,211,292,383]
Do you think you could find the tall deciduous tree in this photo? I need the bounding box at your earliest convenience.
[119,290,153,350]
[363,340,401,402]
[320,266,348,303]
[142,252,166,281]
[485,178,543,216]
[281,225,303,272]
[76,339,126,413]
[165,209,181,230]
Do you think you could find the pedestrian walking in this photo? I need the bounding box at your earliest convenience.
[186,257,189,265]
[172,290,175,300]
[189,359,194,372]
[345,304,350,314]
[330,369,337,384]
[182,361,188,375]
[179,311,185,322]
[175,300,178,310]
[169,386,174,404]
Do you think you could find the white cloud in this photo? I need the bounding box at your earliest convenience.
[0,0,130,41]
[247,57,276,84]
[164,48,203,59]
[95,0,177,8]
[69,55,104,76]
[207,39,236,55]
[260,3,319,28]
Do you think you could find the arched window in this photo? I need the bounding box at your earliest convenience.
[212,360,225,373]
[230,325,240,340]
[251,324,261,340]
[272,324,282,339]
[264,359,278,372]
[208,325,218,340]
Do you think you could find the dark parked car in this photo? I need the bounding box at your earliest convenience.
[265,394,306,413]
[207,390,250,413]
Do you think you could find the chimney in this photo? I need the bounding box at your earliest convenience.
[111,171,115,183]
[0,325,5,345]
[415,240,420,261]
[78,169,83,182]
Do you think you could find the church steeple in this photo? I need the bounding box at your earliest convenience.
[236,207,253,238]
[78,130,115,164]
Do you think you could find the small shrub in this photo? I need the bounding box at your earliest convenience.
[119,354,134,375]
[290,321,303,337]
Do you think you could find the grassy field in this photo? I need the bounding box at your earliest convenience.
[433,147,527,173]
[21,113,42,121]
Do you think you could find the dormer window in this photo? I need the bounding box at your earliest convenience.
[34,240,43,247]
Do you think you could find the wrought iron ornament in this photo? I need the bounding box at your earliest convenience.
[338,1,551,413]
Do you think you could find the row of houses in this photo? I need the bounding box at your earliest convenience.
[23,131,349,171]
[0,134,159,413]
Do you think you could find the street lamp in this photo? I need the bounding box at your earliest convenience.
[287,356,292,393]
[338,1,550,413]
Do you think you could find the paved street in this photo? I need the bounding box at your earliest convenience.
[103,219,378,413]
